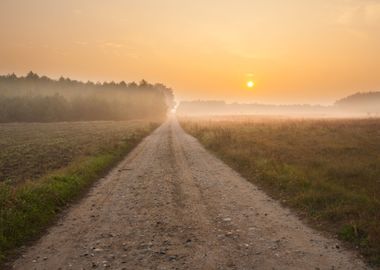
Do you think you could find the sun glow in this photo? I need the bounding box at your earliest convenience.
[246,81,255,88]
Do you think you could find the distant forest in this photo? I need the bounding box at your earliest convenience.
[177,92,380,116]
[0,72,175,122]
[335,92,380,113]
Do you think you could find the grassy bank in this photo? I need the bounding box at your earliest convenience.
[180,116,380,266]
[0,121,160,263]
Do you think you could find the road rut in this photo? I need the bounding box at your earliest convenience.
[13,118,369,270]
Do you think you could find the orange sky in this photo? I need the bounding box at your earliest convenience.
[0,0,379,104]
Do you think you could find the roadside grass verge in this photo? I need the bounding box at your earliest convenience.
[180,117,380,266]
[0,121,159,264]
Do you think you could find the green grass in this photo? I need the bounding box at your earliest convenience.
[180,116,380,266]
[0,121,159,264]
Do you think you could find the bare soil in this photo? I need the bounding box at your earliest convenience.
[12,118,369,270]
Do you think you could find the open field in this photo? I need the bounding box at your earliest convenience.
[180,116,380,265]
[0,120,160,263]
[0,121,158,185]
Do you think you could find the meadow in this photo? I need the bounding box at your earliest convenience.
[0,120,159,262]
[180,116,380,265]
[0,121,158,185]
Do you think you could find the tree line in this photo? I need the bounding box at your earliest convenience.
[0,72,175,122]
[177,91,380,116]
[335,92,380,114]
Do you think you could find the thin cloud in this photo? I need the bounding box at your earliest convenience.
[100,42,124,48]
[74,41,88,46]
[337,2,380,27]
[364,2,380,24]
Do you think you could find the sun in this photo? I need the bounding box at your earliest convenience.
[246,80,255,88]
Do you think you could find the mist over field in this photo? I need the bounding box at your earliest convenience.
[1,1,380,269]
[0,72,175,122]
[177,92,380,117]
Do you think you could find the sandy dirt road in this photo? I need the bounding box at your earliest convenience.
[13,117,369,270]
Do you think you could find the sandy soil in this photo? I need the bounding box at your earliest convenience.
[12,117,370,270]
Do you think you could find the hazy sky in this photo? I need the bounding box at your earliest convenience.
[0,0,379,104]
